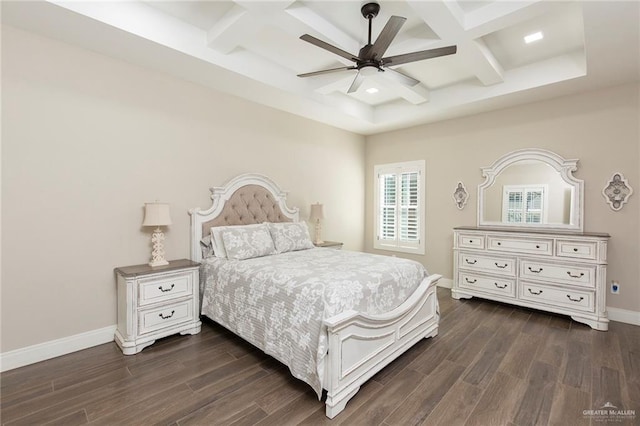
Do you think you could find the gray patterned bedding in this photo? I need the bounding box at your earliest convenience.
[200,248,429,396]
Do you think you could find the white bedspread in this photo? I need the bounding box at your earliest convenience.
[200,248,429,396]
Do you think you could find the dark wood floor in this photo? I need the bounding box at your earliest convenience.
[1,288,638,425]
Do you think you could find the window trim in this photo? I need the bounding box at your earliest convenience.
[373,160,425,255]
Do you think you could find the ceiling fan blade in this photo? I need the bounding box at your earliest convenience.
[297,66,357,78]
[347,71,365,93]
[369,16,406,59]
[300,34,360,62]
[382,45,457,67]
[382,67,419,87]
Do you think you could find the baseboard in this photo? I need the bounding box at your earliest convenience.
[0,325,116,372]
[437,278,453,289]
[607,307,640,326]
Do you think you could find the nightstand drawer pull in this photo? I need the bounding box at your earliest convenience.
[158,284,175,292]
[528,267,543,273]
[465,278,477,284]
[566,295,584,302]
[494,283,507,289]
[494,262,508,269]
[159,310,175,320]
[528,288,543,295]
[465,259,477,265]
[566,271,585,279]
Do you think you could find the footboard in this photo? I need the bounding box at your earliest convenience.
[323,274,441,418]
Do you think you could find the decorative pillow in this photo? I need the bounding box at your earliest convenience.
[210,223,264,259]
[200,234,215,258]
[268,222,314,253]
[220,224,277,260]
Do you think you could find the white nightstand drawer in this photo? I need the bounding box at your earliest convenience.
[556,240,598,261]
[458,234,484,249]
[138,272,192,306]
[138,300,194,335]
[520,282,594,313]
[458,252,516,277]
[520,260,596,288]
[458,272,516,298]
[488,236,553,256]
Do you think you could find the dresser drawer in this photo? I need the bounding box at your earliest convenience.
[138,300,194,335]
[138,272,193,307]
[520,260,596,288]
[556,240,598,261]
[458,252,516,277]
[459,272,516,298]
[520,282,594,313]
[487,236,553,256]
[458,234,485,249]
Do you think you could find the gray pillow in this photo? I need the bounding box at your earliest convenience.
[221,223,276,260]
[268,222,314,253]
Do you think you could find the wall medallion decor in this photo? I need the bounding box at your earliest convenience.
[602,172,633,211]
[453,181,469,210]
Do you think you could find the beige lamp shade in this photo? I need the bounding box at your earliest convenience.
[310,203,325,221]
[142,202,172,227]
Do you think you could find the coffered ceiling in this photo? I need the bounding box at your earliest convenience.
[3,1,639,135]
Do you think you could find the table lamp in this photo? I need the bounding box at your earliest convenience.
[142,202,172,267]
[310,202,325,245]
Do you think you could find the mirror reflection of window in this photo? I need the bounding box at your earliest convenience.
[502,185,547,224]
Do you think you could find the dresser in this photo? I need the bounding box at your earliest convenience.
[452,227,610,330]
[114,259,201,354]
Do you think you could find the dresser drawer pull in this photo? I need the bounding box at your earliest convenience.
[573,248,578,252]
[528,288,543,295]
[158,310,175,320]
[566,271,585,279]
[465,259,477,265]
[497,242,501,246]
[494,262,508,269]
[465,278,477,284]
[566,295,584,302]
[536,245,540,249]
[468,240,473,243]
[528,267,543,273]
[494,283,507,289]
[158,284,175,292]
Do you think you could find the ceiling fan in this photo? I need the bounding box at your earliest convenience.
[298,2,457,93]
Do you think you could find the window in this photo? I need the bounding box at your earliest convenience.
[502,185,548,224]
[374,160,425,254]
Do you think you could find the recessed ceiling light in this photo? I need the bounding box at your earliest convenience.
[366,87,379,94]
[524,31,544,44]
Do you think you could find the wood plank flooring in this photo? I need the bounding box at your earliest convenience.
[1,288,638,425]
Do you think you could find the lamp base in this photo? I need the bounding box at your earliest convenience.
[149,227,169,267]
[149,259,169,267]
[314,220,324,245]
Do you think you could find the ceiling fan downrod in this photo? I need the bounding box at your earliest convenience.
[361,2,380,46]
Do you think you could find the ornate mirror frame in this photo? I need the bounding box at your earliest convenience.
[478,148,584,232]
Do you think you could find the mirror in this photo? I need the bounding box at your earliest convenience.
[478,149,583,231]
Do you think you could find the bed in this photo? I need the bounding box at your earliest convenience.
[189,173,441,418]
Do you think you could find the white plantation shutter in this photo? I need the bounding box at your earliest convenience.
[374,161,425,254]
[502,185,546,224]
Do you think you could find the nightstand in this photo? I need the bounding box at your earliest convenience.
[114,259,201,355]
[314,241,344,249]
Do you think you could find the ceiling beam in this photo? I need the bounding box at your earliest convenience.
[406,0,504,86]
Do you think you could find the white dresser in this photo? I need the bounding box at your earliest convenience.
[452,227,610,330]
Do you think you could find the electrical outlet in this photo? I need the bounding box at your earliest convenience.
[611,281,620,294]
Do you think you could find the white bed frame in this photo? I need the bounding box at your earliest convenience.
[189,173,441,418]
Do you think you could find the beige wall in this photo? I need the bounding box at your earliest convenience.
[1,27,365,352]
[365,83,640,313]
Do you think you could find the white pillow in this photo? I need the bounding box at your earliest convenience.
[268,222,314,253]
[220,223,276,260]
[210,224,264,259]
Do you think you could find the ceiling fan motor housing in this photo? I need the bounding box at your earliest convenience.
[361,2,380,19]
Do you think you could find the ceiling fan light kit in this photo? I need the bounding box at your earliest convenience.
[298,2,457,94]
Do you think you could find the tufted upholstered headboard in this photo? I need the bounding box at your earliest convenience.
[189,173,299,262]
